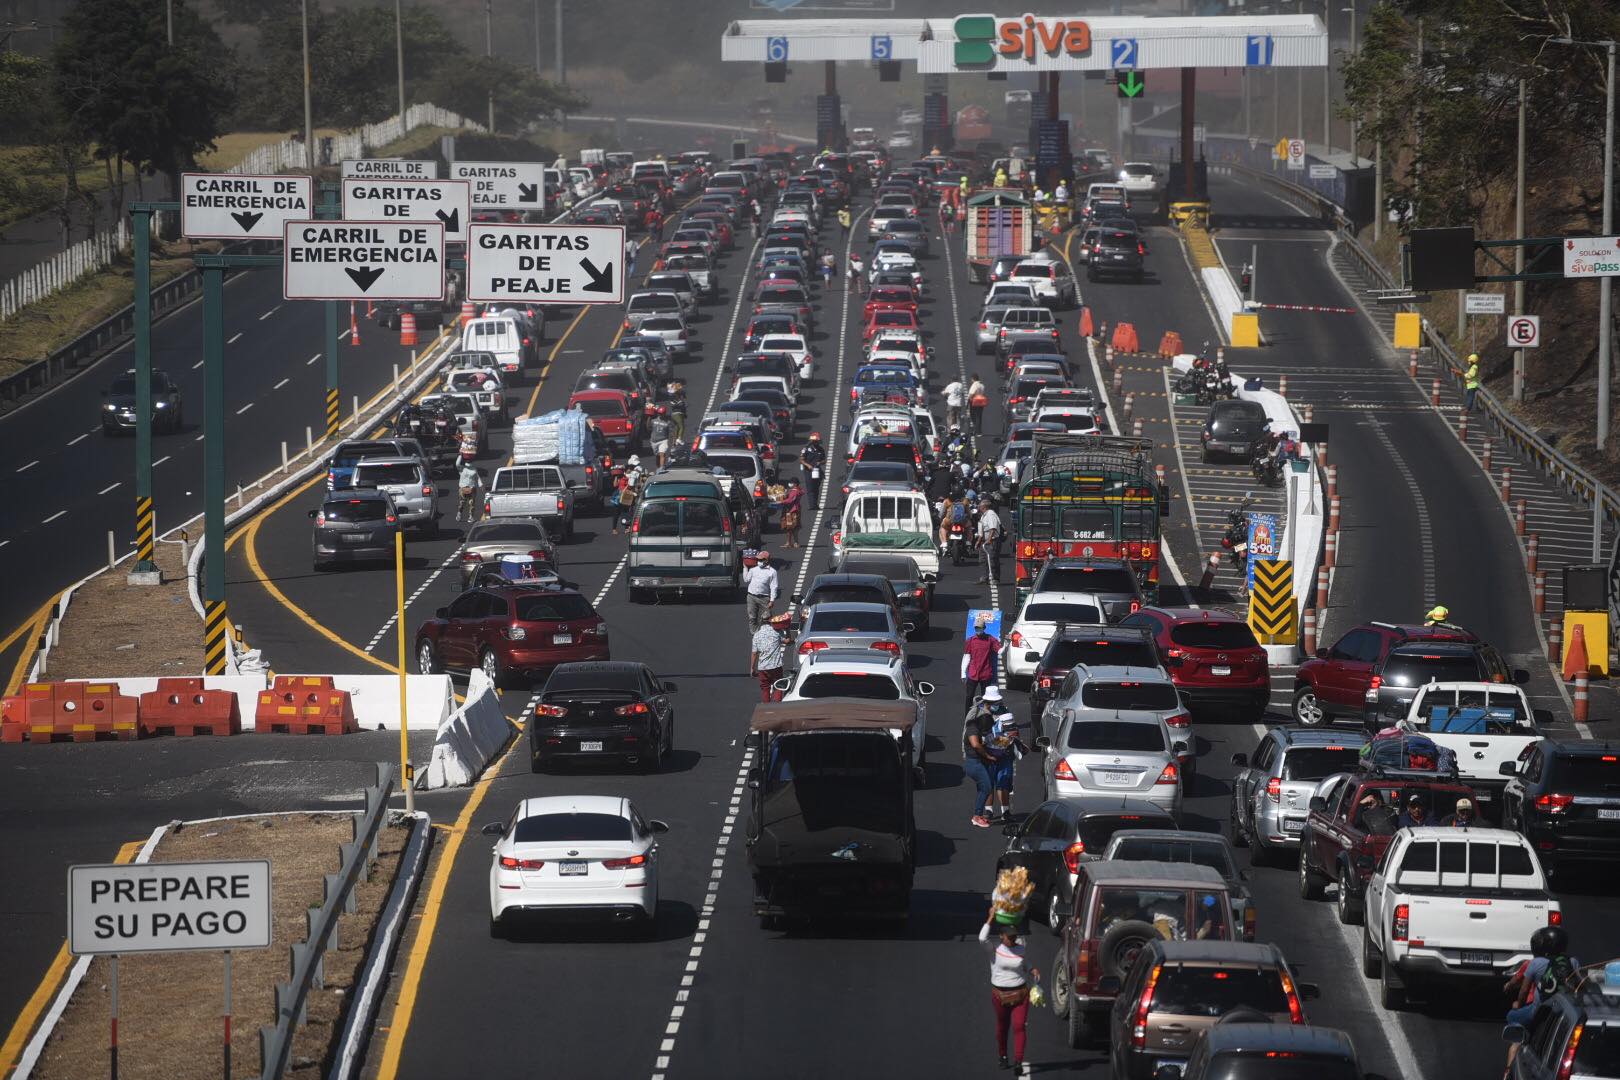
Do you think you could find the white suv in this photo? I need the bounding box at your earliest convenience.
[1009,258,1079,309]
[775,649,935,777]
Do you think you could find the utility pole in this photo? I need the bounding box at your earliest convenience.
[534,0,542,73]
[166,0,173,44]
[1373,101,1382,242]
[1346,3,1358,154]
[394,0,405,121]
[1323,0,1331,153]
[485,0,495,133]
[1513,77,1526,402]
[555,0,566,86]
[301,0,314,170]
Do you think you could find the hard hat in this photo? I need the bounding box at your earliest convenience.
[1426,605,1449,622]
[1467,353,1479,364]
[809,431,822,441]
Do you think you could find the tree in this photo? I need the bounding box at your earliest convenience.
[424,55,586,134]
[53,0,237,204]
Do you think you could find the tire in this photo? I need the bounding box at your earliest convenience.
[1381,958,1406,1010]
[642,729,664,773]
[628,584,649,604]
[529,751,545,774]
[1297,837,1324,900]
[1337,866,1363,925]
[480,648,507,690]
[417,639,440,675]
[488,913,505,940]
[1228,804,1249,848]
[1046,888,1067,935]
[1292,685,1326,726]
[1200,449,1212,464]
[1098,920,1157,981]
[1361,922,1382,979]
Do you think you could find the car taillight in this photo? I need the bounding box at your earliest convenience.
[1279,968,1303,1022]
[870,640,901,654]
[498,856,544,870]
[1165,647,1184,660]
[315,512,327,526]
[1535,793,1575,815]
[1055,758,1077,782]
[799,640,829,654]
[1368,674,1382,691]
[1392,903,1409,942]
[979,322,988,331]
[831,531,842,546]
[386,513,397,524]
[1009,396,1025,404]
[1038,675,1052,690]
[1548,909,1563,927]
[1132,964,1161,1048]
[1009,630,1025,648]
[1155,763,1179,785]
[602,853,648,869]
[1265,776,1282,801]
[462,551,482,562]
[1137,242,1145,255]
[913,587,927,598]
[535,704,567,717]
[484,500,492,515]
[1557,1024,1584,1080]
[1243,905,1257,942]
[420,484,434,497]
[1063,841,1085,875]
[615,702,651,716]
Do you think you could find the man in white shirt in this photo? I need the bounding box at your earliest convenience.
[943,378,965,430]
[976,500,1004,585]
[741,550,780,631]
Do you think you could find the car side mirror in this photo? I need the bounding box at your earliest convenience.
[1502,1023,1528,1046]
[1315,647,1329,659]
[1532,708,1553,727]
[903,622,916,635]
[480,822,505,836]
[1230,752,1248,768]
[649,819,671,833]
[1002,820,1021,836]
[1512,668,1531,685]
[1034,736,1051,751]
[1298,981,1321,1000]
[1498,761,1518,777]
[772,677,792,692]
[435,606,451,619]
[1097,974,1121,995]
[308,509,318,519]
[746,767,762,790]
[790,594,803,605]
[662,680,678,693]
[916,681,935,696]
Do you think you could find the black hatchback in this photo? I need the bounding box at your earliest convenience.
[832,552,931,634]
[531,661,677,773]
[1200,400,1270,463]
[1030,625,1162,723]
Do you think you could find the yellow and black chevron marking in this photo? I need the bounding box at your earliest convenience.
[204,599,231,675]
[1248,560,1296,643]
[325,387,341,438]
[134,496,155,564]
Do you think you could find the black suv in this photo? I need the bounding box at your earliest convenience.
[1030,558,1147,623]
[1030,625,1162,723]
[1500,738,1620,880]
[1363,639,1516,728]
[1200,400,1270,463]
[101,368,183,434]
[1505,977,1620,1079]
[1086,227,1144,283]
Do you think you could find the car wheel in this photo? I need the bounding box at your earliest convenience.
[1291,686,1326,726]
[480,649,506,689]
[1296,836,1324,900]
[488,913,505,940]
[628,584,648,604]
[1046,888,1067,935]
[1228,805,1249,847]
[529,750,545,774]
[1380,957,1406,1010]
[1051,953,1072,1021]
[1361,922,1382,979]
[642,731,664,774]
[1200,448,1212,464]
[1337,867,1363,925]
[416,639,443,675]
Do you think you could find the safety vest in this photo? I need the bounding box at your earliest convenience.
[1465,364,1479,390]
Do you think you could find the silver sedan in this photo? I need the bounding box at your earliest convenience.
[792,602,912,661]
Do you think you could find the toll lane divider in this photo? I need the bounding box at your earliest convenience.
[418,667,513,790]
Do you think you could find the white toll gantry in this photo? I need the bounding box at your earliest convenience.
[465,222,627,306]
[341,178,472,243]
[341,157,440,180]
[448,160,548,215]
[282,220,446,302]
[180,173,314,240]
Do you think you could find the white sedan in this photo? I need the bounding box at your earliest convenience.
[1001,591,1107,688]
[485,795,668,937]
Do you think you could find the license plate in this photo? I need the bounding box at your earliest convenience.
[579,740,603,752]
[1102,771,1132,786]
[1599,808,1620,821]
[689,549,710,559]
[342,534,371,543]
[1462,950,1492,965]
[558,861,588,876]
[1211,665,1231,676]
[1283,819,1304,833]
[553,633,573,645]
[1474,790,1491,801]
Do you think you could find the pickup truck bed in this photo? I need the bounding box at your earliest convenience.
[485,465,575,538]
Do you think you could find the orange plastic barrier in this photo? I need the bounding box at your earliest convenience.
[257,676,357,735]
[139,678,242,737]
[1111,322,1140,354]
[1078,307,1094,338]
[6,682,138,743]
[1158,331,1183,357]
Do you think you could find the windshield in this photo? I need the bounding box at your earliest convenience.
[1414,689,1530,729]
[850,462,913,483]
[1012,265,1053,279]
[1381,653,1482,687]
[808,610,891,634]
[1169,622,1257,650]
[514,594,594,622]
[1066,721,1164,752]
[1547,755,1620,793]
[353,463,419,486]
[1080,682,1180,711]
[1153,967,1287,1018]
[512,813,630,843]
[1021,603,1102,625]
[1058,508,1116,541]
[796,674,901,700]
[1205,1056,1359,1080]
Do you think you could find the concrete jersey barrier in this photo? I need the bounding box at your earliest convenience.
[419,668,513,790]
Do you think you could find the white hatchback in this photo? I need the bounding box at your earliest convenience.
[484,795,667,937]
[1001,591,1106,687]
[775,649,935,777]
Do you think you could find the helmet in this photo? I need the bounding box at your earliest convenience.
[1426,605,1450,623]
[809,431,822,441]
[1530,925,1568,957]
[1467,353,1480,364]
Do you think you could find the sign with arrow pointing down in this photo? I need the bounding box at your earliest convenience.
[181,173,313,240]
[449,160,547,214]
[281,220,445,301]
[1116,70,1144,99]
[341,179,471,242]
[466,222,626,305]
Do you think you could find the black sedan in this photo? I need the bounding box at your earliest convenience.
[101,368,183,434]
[831,551,932,634]
[530,661,677,773]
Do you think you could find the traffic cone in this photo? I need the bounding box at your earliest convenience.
[1562,622,1590,681]
[349,302,361,347]
[399,311,418,347]
[1079,307,1094,338]
[460,300,477,327]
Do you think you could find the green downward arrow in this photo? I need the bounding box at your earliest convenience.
[1119,71,1144,98]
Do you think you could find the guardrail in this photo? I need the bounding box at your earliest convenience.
[1214,160,1618,562]
[259,762,395,1080]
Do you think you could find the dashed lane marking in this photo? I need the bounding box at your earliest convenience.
[41,511,65,525]
[15,460,38,473]
[67,432,91,446]
[307,353,321,365]
[594,554,631,607]
[273,377,290,390]
[97,482,120,496]
[228,331,243,344]
[152,455,170,467]
[192,359,204,369]
[365,547,463,655]
[258,304,280,321]
[236,402,254,415]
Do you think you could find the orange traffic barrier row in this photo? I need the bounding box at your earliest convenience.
[1110,322,1140,354]
[256,676,358,736]
[138,677,242,737]
[1157,331,1183,357]
[1079,307,1094,338]
[1,682,138,744]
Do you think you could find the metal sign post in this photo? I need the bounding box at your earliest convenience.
[109,953,118,1080]
[222,949,232,1079]
[321,185,342,439]
[396,532,414,810]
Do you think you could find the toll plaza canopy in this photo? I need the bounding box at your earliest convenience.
[721,14,1326,70]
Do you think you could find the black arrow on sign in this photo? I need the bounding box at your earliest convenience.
[580,257,614,295]
[435,207,460,232]
[344,266,386,292]
[517,182,538,203]
[231,211,263,232]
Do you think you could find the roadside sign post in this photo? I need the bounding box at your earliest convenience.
[128,204,164,578]
[1506,314,1541,349]
[322,185,342,438]
[1465,291,1505,351]
[448,160,548,216]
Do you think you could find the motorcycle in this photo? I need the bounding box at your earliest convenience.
[1220,495,1256,568]
[1251,449,1284,487]
[947,519,969,565]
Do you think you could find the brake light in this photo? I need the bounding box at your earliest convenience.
[1368,675,1382,691]
[799,640,829,654]
[1063,840,1085,875]
[1009,396,1025,405]
[1243,904,1257,942]
[913,587,927,598]
[315,512,327,526]
[1055,758,1078,782]
[1155,763,1179,785]
[831,532,842,546]
[535,704,567,717]
[615,702,651,716]
[1038,676,1052,690]
[1558,1024,1584,1080]
[1266,776,1282,801]
[866,640,901,654]
[1165,712,1191,730]
[1535,793,1575,815]
[1131,964,1161,1048]
[462,551,482,562]
[1075,939,1092,984]
[498,856,545,869]
[386,513,397,524]
[602,853,648,869]
[1392,903,1409,942]
[1137,242,1145,255]
[1279,968,1304,1023]
[1549,909,1563,926]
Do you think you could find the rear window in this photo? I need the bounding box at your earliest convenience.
[512,813,630,843]
[514,594,594,622]
[1022,602,1102,625]
[704,454,758,479]
[320,499,389,522]
[1205,1056,1358,1080]
[1281,746,1363,781]
[1038,567,1137,594]
[642,317,685,332]
[1066,721,1164,752]
[1546,754,1620,792]
[680,501,726,536]
[807,586,888,607]
[1044,638,1158,670]
[1109,837,1234,876]
[353,463,419,485]
[542,668,640,693]
[573,398,626,418]
[1152,966,1288,1018]
[1169,622,1258,650]
[808,610,890,633]
[1381,652,1483,687]
[1012,264,1054,279]
[634,500,681,538]
[796,674,900,700]
[467,522,544,543]
[1080,682,1180,711]
[850,462,913,483]
[1080,816,1177,852]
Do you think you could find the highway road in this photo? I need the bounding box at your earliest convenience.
[5,148,1615,1080]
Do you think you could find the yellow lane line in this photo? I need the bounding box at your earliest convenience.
[2,610,51,699]
[0,840,143,1076]
[373,730,527,1080]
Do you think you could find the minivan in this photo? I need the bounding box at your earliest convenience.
[626,470,741,602]
[462,315,537,377]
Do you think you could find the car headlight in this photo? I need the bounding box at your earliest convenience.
[155,401,169,408]
[104,403,117,410]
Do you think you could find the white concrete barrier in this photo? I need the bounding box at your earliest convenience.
[1202,267,1246,338]
[276,673,454,732]
[419,669,513,790]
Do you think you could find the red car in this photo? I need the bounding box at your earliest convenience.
[863,287,920,323]
[568,389,638,452]
[1121,606,1270,721]
[862,309,920,342]
[415,584,609,688]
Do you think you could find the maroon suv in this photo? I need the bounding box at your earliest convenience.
[1121,607,1269,721]
[1291,621,1478,727]
[415,584,609,688]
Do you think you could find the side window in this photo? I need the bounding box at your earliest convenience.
[447,593,484,619]
[479,593,510,618]
[1327,630,1363,660]
[1044,807,1072,841]
[1022,808,1052,839]
[1252,736,1277,772]
[1530,1010,1571,1067]
[1061,671,1081,699]
[1525,748,1544,784]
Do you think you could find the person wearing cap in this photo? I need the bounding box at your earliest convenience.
[962,684,1003,827]
[1442,797,1477,827]
[1358,789,1398,836]
[962,613,1001,710]
[1463,353,1480,412]
[749,612,794,702]
[1397,793,1430,830]
[610,456,644,535]
[800,430,827,506]
[1424,605,1461,631]
[742,549,780,632]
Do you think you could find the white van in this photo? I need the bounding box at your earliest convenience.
[631,159,671,182]
[461,315,533,377]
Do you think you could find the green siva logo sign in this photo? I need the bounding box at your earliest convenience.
[953,15,997,66]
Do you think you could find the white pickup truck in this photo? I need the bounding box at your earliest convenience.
[1400,682,1551,816]
[832,489,939,582]
[1361,826,1559,1010]
[484,465,574,539]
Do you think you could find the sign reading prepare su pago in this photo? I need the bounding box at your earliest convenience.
[68,860,272,956]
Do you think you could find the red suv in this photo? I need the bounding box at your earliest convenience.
[415,584,609,688]
[1121,607,1269,721]
[1291,621,1481,728]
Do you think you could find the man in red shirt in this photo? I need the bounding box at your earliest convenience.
[961,612,1000,709]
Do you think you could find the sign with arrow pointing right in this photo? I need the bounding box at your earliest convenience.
[181,173,313,240]
[448,160,548,215]
[466,222,626,306]
[341,178,470,242]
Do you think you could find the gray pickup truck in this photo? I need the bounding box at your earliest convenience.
[484,464,575,539]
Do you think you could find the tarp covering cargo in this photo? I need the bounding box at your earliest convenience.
[512,408,590,465]
[750,699,919,734]
[838,531,935,551]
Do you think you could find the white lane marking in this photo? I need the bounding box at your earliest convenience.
[98,482,121,495]
[366,546,464,653]
[307,353,321,365]
[700,236,766,416]
[192,359,205,369]
[153,455,170,466]
[16,459,39,473]
[228,331,243,344]
[236,402,254,415]
[341,327,353,341]
[258,304,280,321]
[67,432,91,446]
[1365,418,1435,608]
[42,511,66,524]
[273,378,290,390]
[1327,918,1430,1080]
[0,540,8,549]
[194,434,205,442]
[594,554,631,608]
